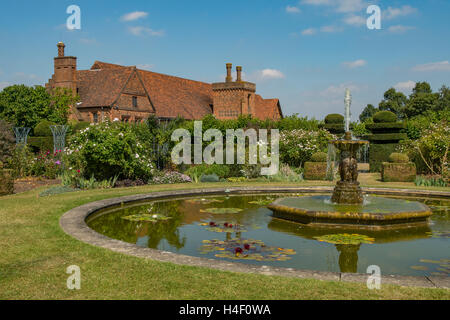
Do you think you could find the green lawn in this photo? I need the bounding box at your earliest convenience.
[0,180,449,300]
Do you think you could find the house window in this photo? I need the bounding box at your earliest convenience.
[132,96,138,108]
[121,116,130,123]
[93,112,98,123]
[135,117,142,123]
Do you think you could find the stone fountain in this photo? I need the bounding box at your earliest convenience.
[268,89,432,228]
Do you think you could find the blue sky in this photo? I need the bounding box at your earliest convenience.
[0,0,449,121]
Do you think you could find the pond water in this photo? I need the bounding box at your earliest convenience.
[87,193,450,277]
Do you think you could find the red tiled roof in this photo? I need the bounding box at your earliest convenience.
[76,61,281,120]
[254,95,283,120]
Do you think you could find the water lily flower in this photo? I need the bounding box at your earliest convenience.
[244,244,250,250]
[234,247,243,254]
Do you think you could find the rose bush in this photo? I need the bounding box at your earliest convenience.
[279,129,336,168]
[65,121,155,180]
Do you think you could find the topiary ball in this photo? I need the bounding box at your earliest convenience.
[311,152,328,162]
[324,114,344,124]
[34,120,56,137]
[389,153,409,163]
[373,111,397,123]
[200,174,220,183]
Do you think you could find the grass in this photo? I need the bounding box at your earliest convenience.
[0,179,449,300]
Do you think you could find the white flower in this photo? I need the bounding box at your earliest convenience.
[152,214,158,219]
[135,154,140,159]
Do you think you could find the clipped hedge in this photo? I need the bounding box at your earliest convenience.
[373,111,397,123]
[0,169,14,196]
[323,123,345,134]
[369,143,398,172]
[365,122,405,132]
[311,152,328,162]
[304,162,327,180]
[389,153,409,163]
[28,136,54,154]
[381,162,416,182]
[325,114,344,124]
[367,133,408,142]
[34,120,56,137]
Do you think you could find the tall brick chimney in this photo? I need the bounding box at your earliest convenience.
[212,63,256,119]
[226,63,232,82]
[236,66,242,82]
[52,42,77,95]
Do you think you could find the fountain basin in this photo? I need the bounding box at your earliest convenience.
[268,195,432,228]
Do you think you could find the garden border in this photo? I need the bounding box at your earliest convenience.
[60,186,450,289]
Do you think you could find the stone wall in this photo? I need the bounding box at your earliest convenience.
[304,162,328,180]
[381,162,416,182]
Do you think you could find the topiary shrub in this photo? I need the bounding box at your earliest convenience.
[311,152,327,162]
[34,120,56,137]
[71,121,90,133]
[325,114,344,124]
[381,162,416,182]
[200,174,220,183]
[389,153,409,163]
[0,168,14,196]
[373,111,397,123]
[0,119,15,165]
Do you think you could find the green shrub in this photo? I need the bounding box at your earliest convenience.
[311,152,327,162]
[369,143,398,172]
[185,164,231,180]
[34,120,56,137]
[265,164,303,182]
[367,133,408,142]
[415,175,447,187]
[0,169,14,196]
[66,121,155,181]
[200,174,220,183]
[28,136,53,153]
[0,119,15,165]
[324,114,344,124]
[365,122,405,132]
[323,123,345,134]
[8,145,35,178]
[389,153,409,163]
[373,111,397,123]
[71,121,90,133]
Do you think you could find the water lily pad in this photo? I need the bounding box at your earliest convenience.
[419,259,442,264]
[122,213,172,222]
[410,266,428,271]
[186,199,224,204]
[314,233,375,245]
[248,199,275,206]
[199,238,296,262]
[200,207,243,214]
[198,222,248,233]
[425,231,450,239]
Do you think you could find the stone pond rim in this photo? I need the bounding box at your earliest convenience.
[267,195,433,228]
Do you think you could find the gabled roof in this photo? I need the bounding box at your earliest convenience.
[81,61,213,119]
[76,61,281,120]
[254,95,283,120]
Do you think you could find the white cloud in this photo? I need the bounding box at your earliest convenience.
[301,28,316,35]
[320,25,343,33]
[342,59,367,68]
[120,11,148,22]
[412,61,450,72]
[388,25,415,33]
[320,83,360,97]
[128,26,165,37]
[343,14,366,26]
[286,5,301,14]
[137,64,154,70]
[301,0,366,13]
[384,5,417,20]
[394,81,416,92]
[255,69,285,80]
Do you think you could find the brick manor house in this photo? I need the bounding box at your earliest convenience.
[45,42,283,123]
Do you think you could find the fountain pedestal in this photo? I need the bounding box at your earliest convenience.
[330,132,368,205]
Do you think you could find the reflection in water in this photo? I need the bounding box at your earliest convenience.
[336,244,360,273]
[87,194,450,276]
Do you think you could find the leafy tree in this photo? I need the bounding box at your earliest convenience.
[435,85,450,112]
[404,82,439,118]
[378,88,407,119]
[0,85,78,129]
[359,104,377,122]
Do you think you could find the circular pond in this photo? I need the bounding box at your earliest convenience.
[86,193,450,277]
